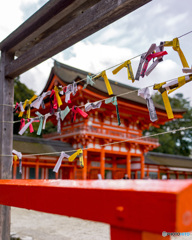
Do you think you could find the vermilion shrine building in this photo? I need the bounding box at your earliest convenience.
[13,61,192,180]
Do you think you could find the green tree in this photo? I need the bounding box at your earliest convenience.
[144,93,192,156]
[14,77,36,104]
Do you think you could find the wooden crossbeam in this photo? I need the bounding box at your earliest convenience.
[0,0,100,55]
[4,0,151,78]
[0,179,192,239]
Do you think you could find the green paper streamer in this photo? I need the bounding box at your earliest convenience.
[35,111,44,135]
[61,106,70,121]
[105,97,121,126]
[83,75,95,89]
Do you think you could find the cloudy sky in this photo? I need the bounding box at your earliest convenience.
[0,0,192,103]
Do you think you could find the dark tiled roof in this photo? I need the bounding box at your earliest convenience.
[13,135,74,156]
[48,61,185,114]
[145,152,192,168]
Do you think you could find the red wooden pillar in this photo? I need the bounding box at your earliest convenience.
[126,152,131,179]
[55,171,59,179]
[101,147,105,179]
[141,154,145,179]
[185,173,188,179]
[82,148,87,180]
[167,172,170,179]
[35,158,39,179]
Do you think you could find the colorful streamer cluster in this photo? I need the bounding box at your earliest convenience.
[13,36,192,172]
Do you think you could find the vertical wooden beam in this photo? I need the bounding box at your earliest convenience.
[126,152,131,179]
[141,154,145,179]
[82,148,87,180]
[100,147,105,179]
[35,158,39,179]
[0,51,14,240]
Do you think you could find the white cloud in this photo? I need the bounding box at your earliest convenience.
[61,41,135,74]
[166,13,188,27]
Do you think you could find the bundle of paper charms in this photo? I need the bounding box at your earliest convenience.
[13,37,192,174]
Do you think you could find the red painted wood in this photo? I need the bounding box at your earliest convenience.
[111,226,142,240]
[0,180,192,235]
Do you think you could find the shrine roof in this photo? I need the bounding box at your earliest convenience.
[13,135,74,156]
[145,152,192,169]
[43,60,185,114]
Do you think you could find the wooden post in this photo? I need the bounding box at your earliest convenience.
[35,158,39,179]
[126,152,131,179]
[82,148,87,180]
[101,147,105,179]
[141,154,145,179]
[0,51,14,240]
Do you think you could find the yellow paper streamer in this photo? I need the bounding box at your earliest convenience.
[13,155,18,161]
[95,71,113,95]
[54,86,63,108]
[164,38,189,68]
[112,60,135,83]
[18,95,37,118]
[68,149,84,167]
[168,76,186,94]
[153,82,174,119]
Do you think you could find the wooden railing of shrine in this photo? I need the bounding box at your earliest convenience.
[0,179,192,239]
[45,124,159,145]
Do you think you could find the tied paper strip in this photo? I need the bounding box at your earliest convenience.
[61,106,70,121]
[105,97,121,126]
[138,87,158,122]
[35,111,44,135]
[14,102,24,113]
[112,60,135,83]
[65,84,72,103]
[12,150,22,174]
[20,118,25,130]
[50,87,62,110]
[164,38,189,69]
[68,149,84,167]
[141,50,168,77]
[162,75,192,94]
[53,151,70,173]
[83,75,95,89]
[64,82,78,103]
[153,82,174,119]
[72,82,78,96]
[19,118,39,135]
[43,113,52,129]
[95,71,113,95]
[135,44,157,80]
[55,110,61,134]
[145,43,165,76]
[18,95,37,118]
[71,106,88,123]
[31,91,51,109]
[85,101,102,112]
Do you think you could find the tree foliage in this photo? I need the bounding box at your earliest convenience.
[14,77,36,104]
[144,93,192,156]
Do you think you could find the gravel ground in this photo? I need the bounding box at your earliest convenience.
[11,207,110,240]
[11,207,192,240]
